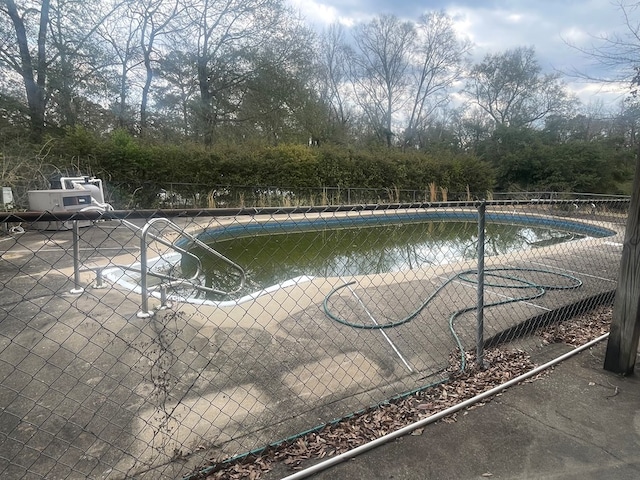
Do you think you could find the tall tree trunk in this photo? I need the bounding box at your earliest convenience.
[5,0,50,140]
[118,61,128,129]
[140,12,156,136]
[604,143,640,374]
[197,55,214,146]
[49,3,74,127]
[140,54,153,134]
[57,52,76,127]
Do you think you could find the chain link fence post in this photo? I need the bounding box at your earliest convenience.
[138,219,152,318]
[476,200,486,367]
[70,219,84,294]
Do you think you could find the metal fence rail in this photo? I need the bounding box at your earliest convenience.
[0,199,628,479]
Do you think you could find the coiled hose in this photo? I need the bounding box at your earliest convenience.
[323,267,583,369]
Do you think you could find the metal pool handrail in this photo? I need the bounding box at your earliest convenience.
[138,217,246,317]
[69,206,207,295]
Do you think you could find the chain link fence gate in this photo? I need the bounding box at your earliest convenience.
[0,198,628,479]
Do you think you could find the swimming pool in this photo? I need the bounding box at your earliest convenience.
[177,210,615,303]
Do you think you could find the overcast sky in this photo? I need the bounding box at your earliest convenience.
[289,0,635,110]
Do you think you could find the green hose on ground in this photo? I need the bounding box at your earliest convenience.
[323,267,583,370]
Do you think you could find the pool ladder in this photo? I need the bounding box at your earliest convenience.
[69,209,245,316]
[135,217,246,317]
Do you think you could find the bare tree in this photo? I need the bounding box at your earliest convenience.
[47,0,117,128]
[463,46,575,129]
[179,0,309,146]
[349,14,415,147]
[94,0,184,134]
[565,1,640,86]
[0,0,50,138]
[135,0,183,134]
[317,23,352,139]
[97,2,143,130]
[403,11,471,148]
[0,0,123,136]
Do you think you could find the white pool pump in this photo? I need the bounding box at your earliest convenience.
[28,175,112,230]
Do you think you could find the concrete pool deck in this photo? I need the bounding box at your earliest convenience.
[264,340,640,480]
[0,210,627,479]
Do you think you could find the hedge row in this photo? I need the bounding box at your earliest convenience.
[54,128,495,206]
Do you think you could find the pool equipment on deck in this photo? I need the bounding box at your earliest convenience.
[28,175,110,230]
[1,186,14,209]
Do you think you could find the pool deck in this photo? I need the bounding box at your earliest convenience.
[263,340,640,480]
[0,211,627,479]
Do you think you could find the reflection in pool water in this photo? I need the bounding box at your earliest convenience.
[187,219,591,301]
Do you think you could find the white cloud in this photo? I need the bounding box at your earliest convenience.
[560,26,588,44]
[567,80,628,107]
[289,0,356,26]
[448,8,476,44]
[506,13,524,24]
[289,0,339,25]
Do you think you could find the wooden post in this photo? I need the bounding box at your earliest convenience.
[604,147,640,374]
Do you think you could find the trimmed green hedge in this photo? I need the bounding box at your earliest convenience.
[49,129,495,207]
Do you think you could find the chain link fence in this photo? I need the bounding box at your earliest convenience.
[106,183,491,210]
[0,199,628,479]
